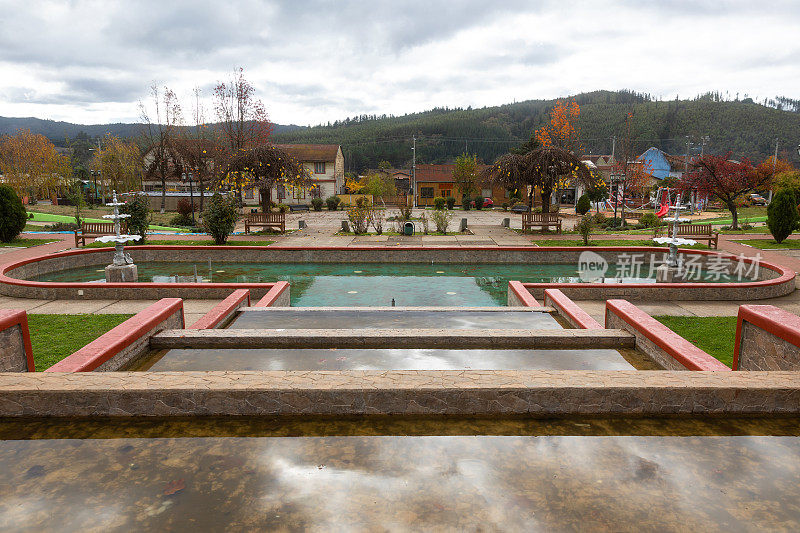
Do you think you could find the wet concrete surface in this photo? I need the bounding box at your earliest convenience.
[139,347,655,371]
[1,416,798,531]
[229,309,563,329]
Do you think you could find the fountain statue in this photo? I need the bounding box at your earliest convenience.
[94,191,142,282]
[652,193,696,282]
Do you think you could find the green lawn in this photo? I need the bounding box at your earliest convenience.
[27,211,189,232]
[534,239,708,249]
[27,314,133,370]
[84,239,274,247]
[0,238,57,248]
[734,239,800,249]
[653,315,737,367]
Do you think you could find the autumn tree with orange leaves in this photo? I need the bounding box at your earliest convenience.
[534,99,581,152]
[0,129,71,200]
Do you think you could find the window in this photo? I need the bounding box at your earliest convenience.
[293,187,306,200]
[277,185,286,200]
[420,187,434,198]
[244,189,254,199]
[314,162,326,174]
[441,189,451,198]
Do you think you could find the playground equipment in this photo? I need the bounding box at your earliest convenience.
[654,188,671,217]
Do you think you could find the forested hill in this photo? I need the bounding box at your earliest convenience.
[3,90,799,172]
[0,116,304,145]
[272,90,800,172]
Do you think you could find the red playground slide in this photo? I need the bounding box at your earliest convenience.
[655,202,669,217]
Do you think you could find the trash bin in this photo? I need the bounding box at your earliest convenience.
[403,222,414,236]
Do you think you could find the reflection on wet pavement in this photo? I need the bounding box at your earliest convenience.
[1,416,798,531]
[229,310,563,329]
[139,347,650,371]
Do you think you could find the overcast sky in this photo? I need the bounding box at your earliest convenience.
[1,0,799,126]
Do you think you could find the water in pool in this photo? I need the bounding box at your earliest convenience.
[33,261,742,306]
[1,416,798,531]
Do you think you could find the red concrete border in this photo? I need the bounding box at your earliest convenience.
[255,281,290,307]
[188,289,251,329]
[46,298,185,372]
[605,299,730,371]
[1,245,793,300]
[543,289,603,329]
[733,305,800,370]
[0,309,35,371]
[508,280,540,306]
[521,247,794,294]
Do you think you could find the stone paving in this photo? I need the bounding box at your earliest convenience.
[3,212,800,319]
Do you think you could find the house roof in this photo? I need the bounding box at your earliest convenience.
[274,144,340,162]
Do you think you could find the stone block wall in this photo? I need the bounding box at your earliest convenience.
[734,305,800,371]
[0,310,34,372]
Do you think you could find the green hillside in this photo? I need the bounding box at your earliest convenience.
[272,90,800,172]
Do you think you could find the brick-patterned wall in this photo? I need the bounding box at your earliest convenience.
[735,305,800,371]
[0,324,28,372]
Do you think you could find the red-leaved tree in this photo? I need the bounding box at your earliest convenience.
[679,154,767,229]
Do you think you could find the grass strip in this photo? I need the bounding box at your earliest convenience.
[27,313,133,371]
[653,315,736,367]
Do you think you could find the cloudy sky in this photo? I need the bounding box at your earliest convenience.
[1,0,799,126]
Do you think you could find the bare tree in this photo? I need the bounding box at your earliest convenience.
[175,87,214,214]
[139,85,183,213]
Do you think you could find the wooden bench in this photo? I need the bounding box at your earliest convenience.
[522,212,562,233]
[244,212,285,234]
[657,223,719,249]
[510,204,530,213]
[289,204,309,213]
[624,211,645,221]
[74,222,127,247]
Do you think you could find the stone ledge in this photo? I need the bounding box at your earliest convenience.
[0,370,797,417]
[150,328,636,350]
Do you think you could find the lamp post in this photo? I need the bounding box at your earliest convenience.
[187,172,196,225]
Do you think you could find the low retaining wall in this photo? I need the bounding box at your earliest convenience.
[254,281,291,307]
[0,371,797,417]
[46,299,185,372]
[2,246,792,301]
[507,280,540,306]
[605,299,730,371]
[543,289,603,329]
[0,310,34,372]
[734,305,800,370]
[189,289,251,329]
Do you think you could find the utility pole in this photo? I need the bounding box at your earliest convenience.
[768,138,779,203]
[411,136,416,208]
[610,135,616,161]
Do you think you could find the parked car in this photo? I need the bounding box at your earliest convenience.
[749,193,767,206]
[482,197,494,208]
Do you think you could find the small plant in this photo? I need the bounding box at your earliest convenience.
[462,197,471,211]
[431,209,453,233]
[397,204,413,221]
[592,212,607,225]
[576,215,594,245]
[276,203,289,213]
[177,198,194,217]
[767,189,798,243]
[576,194,591,215]
[446,197,456,210]
[639,212,661,228]
[420,212,429,234]
[502,202,509,211]
[474,195,484,210]
[0,186,29,242]
[121,193,151,243]
[203,193,239,245]
[311,198,324,211]
[372,208,384,234]
[433,196,446,210]
[44,221,80,232]
[511,202,527,212]
[325,196,341,211]
[347,198,372,235]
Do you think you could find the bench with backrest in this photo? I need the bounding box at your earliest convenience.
[522,212,562,233]
[244,212,285,234]
[74,222,128,247]
[289,204,309,213]
[658,223,719,249]
[624,211,645,221]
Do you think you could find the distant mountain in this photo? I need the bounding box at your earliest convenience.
[4,90,799,172]
[0,116,305,145]
[272,90,800,172]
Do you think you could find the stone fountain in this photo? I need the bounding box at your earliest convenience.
[94,191,141,282]
[652,193,696,282]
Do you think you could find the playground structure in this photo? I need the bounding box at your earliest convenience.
[602,187,707,217]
